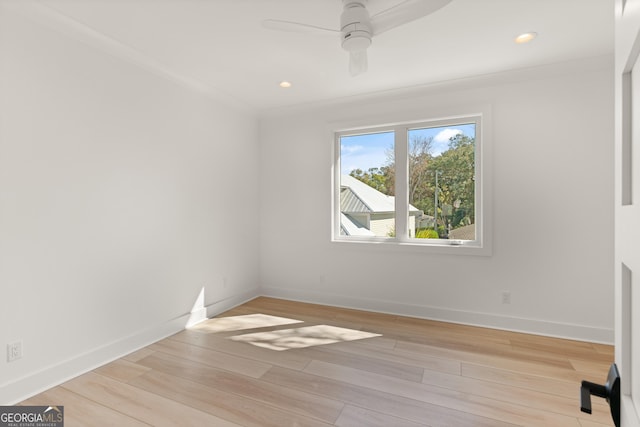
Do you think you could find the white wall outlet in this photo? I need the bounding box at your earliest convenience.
[501,291,511,304]
[7,341,22,362]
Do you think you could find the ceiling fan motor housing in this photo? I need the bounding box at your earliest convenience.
[340,2,372,52]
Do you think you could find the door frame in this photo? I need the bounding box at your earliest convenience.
[615,0,640,425]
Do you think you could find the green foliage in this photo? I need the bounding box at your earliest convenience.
[387,226,395,237]
[415,228,439,239]
[452,207,468,228]
[430,134,475,226]
[350,167,393,195]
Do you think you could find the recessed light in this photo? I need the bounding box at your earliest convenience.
[515,32,537,44]
[279,81,292,88]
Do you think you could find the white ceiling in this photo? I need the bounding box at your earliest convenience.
[36,0,613,112]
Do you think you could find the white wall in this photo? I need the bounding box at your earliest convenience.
[259,57,614,343]
[0,4,260,403]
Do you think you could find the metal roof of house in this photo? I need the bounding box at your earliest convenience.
[340,174,421,214]
[340,174,394,213]
[340,213,375,236]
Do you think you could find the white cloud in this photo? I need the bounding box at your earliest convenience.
[434,128,462,144]
[430,128,465,157]
[341,144,364,154]
[433,128,464,143]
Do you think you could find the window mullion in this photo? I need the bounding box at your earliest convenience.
[395,126,409,241]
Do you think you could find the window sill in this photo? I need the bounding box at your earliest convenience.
[331,237,492,256]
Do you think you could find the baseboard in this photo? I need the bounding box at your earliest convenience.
[2,288,259,405]
[260,286,614,345]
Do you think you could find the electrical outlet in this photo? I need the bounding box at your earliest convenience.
[7,341,22,362]
[501,291,511,304]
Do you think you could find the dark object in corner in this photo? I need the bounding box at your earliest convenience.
[580,363,620,427]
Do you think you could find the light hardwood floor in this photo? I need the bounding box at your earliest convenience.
[20,297,614,426]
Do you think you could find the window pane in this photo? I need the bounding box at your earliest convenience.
[407,123,476,240]
[339,131,395,238]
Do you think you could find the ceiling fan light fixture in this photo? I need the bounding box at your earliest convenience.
[263,0,451,76]
[515,32,537,44]
[342,30,372,52]
[340,1,372,53]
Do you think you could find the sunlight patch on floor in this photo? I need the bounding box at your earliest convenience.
[188,313,303,333]
[229,324,382,351]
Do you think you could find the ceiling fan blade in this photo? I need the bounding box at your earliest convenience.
[262,19,338,35]
[370,0,452,35]
[349,50,368,76]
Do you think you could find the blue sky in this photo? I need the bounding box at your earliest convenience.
[340,123,475,175]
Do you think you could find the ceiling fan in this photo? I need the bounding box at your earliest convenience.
[263,0,452,76]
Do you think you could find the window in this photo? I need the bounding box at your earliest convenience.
[334,113,489,253]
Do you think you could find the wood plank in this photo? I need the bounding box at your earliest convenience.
[421,365,613,425]
[149,337,272,378]
[569,359,614,382]
[20,386,150,427]
[395,340,587,382]
[459,364,611,420]
[297,345,425,382]
[122,347,156,363]
[168,328,311,370]
[348,335,397,349]
[61,372,241,427]
[591,343,615,357]
[135,351,344,423]
[94,358,152,382]
[509,337,614,364]
[461,363,599,401]
[579,419,615,427]
[335,405,428,427]
[304,360,583,426]
[328,339,461,375]
[261,366,519,427]
[189,313,304,334]
[128,369,333,427]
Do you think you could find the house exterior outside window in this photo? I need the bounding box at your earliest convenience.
[333,110,491,255]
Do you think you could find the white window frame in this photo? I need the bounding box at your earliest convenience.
[332,108,492,256]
